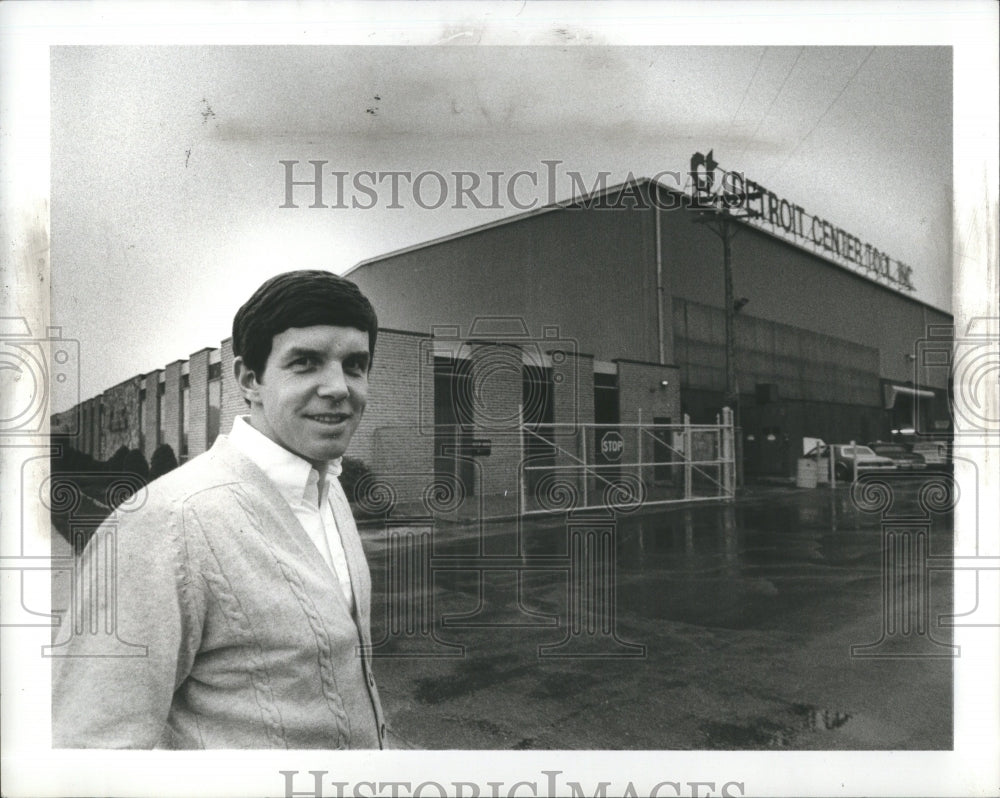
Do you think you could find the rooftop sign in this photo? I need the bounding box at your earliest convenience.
[690,150,915,293]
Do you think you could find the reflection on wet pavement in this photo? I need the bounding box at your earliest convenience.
[364,481,954,749]
[702,704,854,749]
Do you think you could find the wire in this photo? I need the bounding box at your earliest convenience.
[767,47,876,181]
[728,47,768,133]
[736,47,804,163]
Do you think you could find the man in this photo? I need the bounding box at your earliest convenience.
[53,270,387,749]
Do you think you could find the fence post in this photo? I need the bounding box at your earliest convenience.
[829,444,836,488]
[519,426,528,514]
[683,413,693,501]
[637,416,644,488]
[721,407,735,498]
[850,440,858,482]
[581,425,589,508]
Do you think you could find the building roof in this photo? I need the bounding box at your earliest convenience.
[346,175,952,319]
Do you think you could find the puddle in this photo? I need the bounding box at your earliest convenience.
[792,703,852,731]
[701,704,854,749]
[702,718,794,748]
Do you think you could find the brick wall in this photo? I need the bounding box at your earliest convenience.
[141,371,161,462]
[219,337,245,438]
[363,329,435,505]
[187,349,211,457]
[615,359,682,484]
[615,360,681,426]
[162,360,184,459]
[550,351,594,504]
[50,328,607,509]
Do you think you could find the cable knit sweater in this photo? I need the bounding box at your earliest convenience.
[52,436,386,749]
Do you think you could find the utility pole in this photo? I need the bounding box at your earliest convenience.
[692,207,747,420]
[689,156,761,489]
[721,222,737,414]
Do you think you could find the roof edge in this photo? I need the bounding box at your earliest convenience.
[345,176,952,319]
[344,176,659,277]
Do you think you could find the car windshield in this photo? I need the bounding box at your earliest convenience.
[872,445,907,455]
[837,445,876,456]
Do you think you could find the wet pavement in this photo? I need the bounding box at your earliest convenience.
[362,480,955,750]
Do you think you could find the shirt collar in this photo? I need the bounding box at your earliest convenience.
[228,416,343,506]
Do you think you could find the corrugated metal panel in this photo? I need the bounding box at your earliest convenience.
[351,191,663,364]
[660,206,951,388]
[674,297,882,405]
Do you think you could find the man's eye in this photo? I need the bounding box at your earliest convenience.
[289,357,318,370]
[345,357,368,374]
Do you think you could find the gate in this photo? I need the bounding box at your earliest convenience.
[520,409,736,515]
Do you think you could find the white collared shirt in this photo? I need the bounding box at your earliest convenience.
[228,416,355,611]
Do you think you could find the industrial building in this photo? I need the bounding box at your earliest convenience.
[345,173,952,476]
[52,167,953,510]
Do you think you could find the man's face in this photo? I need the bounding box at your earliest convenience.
[236,325,370,467]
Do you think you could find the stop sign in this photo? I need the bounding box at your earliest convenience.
[600,430,625,462]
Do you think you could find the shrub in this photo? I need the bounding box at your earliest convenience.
[338,456,372,504]
[122,448,150,480]
[105,445,130,473]
[150,444,179,481]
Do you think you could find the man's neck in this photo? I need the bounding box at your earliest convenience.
[243,414,332,474]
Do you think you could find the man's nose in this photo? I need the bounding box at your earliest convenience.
[315,363,349,398]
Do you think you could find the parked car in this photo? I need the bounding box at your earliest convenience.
[867,442,927,471]
[804,443,897,481]
[908,439,952,472]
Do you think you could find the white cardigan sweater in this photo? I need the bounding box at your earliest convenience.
[52,436,386,749]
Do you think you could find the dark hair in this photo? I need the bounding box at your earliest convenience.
[232,270,378,377]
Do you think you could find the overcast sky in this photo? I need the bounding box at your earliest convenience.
[50,44,953,411]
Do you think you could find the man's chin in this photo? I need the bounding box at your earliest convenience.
[305,440,351,464]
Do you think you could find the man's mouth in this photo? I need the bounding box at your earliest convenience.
[306,412,352,426]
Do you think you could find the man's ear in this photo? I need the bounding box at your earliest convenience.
[233,357,262,405]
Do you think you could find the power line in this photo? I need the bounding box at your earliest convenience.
[736,47,803,163]
[767,47,876,181]
[727,47,768,133]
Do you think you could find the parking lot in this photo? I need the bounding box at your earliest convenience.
[365,478,955,750]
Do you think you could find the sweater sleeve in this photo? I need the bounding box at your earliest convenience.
[52,495,203,748]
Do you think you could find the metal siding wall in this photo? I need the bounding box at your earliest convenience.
[351,198,660,364]
[674,297,882,406]
[661,207,951,387]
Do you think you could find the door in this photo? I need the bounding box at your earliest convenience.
[434,357,476,495]
[652,415,673,483]
[760,425,786,477]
